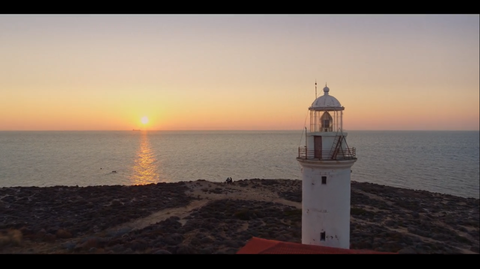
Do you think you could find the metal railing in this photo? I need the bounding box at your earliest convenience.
[297,147,356,160]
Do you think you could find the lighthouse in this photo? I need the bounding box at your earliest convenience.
[296,83,357,249]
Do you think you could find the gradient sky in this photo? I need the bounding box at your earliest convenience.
[0,14,478,131]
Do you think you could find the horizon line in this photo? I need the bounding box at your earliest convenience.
[0,129,479,132]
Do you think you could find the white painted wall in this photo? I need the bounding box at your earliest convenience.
[299,159,355,249]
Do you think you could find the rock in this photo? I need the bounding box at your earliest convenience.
[62,241,77,251]
[176,244,198,254]
[129,239,148,251]
[224,248,238,254]
[109,244,126,253]
[224,239,241,248]
[200,236,214,244]
[43,233,56,242]
[165,245,177,254]
[78,237,100,250]
[198,246,214,254]
[163,233,183,245]
[152,249,172,254]
[56,229,72,239]
[276,234,290,242]
[121,247,134,254]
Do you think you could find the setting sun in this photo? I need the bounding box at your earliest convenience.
[141,116,149,125]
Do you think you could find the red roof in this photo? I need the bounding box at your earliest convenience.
[237,237,397,254]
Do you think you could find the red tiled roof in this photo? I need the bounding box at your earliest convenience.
[236,237,397,254]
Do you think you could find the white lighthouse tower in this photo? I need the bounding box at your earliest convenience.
[296,83,357,249]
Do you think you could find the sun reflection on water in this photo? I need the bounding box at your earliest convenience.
[131,131,161,185]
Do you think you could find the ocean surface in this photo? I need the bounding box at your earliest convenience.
[0,130,478,199]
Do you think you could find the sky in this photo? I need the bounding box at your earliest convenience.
[0,14,478,131]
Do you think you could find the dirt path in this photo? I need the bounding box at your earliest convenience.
[108,180,301,232]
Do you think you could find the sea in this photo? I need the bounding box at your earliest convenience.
[0,130,478,199]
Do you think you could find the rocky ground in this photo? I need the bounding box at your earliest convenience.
[0,179,478,254]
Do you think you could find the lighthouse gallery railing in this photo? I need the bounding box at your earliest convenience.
[297,147,356,160]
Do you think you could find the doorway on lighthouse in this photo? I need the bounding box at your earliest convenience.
[314,136,322,159]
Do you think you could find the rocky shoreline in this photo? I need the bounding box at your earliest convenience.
[0,179,478,254]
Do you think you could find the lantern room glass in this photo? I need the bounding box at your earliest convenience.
[309,109,343,133]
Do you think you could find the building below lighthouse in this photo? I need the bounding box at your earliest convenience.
[296,83,357,249]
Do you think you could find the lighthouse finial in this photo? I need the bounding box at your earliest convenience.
[323,83,330,95]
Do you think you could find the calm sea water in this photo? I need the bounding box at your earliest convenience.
[0,130,478,199]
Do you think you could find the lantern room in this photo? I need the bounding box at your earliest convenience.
[309,84,344,133]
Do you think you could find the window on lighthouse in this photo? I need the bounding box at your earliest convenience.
[321,176,327,184]
[320,112,332,132]
[320,232,326,241]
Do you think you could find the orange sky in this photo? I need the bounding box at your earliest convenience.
[0,14,478,131]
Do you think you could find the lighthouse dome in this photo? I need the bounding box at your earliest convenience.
[309,85,344,111]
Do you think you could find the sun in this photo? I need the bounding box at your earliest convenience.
[141,116,149,125]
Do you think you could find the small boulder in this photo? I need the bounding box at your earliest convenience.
[56,229,72,239]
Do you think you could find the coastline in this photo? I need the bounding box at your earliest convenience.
[0,179,478,254]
